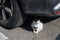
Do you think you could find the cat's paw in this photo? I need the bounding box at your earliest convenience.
[33,31,39,34]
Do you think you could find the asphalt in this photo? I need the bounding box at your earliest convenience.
[0,17,60,40]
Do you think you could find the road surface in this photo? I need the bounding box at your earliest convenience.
[0,17,60,40]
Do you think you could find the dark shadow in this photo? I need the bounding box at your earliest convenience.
[19,15,59,31]
[40,16,59,23]
[20,15,33,31]
[1,16,59,31]
[55,34,60,40]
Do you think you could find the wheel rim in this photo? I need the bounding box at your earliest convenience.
[0,0,13,22]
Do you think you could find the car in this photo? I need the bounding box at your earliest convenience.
[0,0,60,29]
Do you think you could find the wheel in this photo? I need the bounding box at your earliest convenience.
[0,0,27,29]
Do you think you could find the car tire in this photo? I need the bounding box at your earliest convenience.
[0,0,27,29]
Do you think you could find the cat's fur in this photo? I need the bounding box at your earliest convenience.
[31,19,43,34]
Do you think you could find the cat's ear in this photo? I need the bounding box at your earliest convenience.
[38,19,40,21]
[33,20,35,22]
[37,20,40,23]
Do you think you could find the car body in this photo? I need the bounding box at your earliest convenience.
[20,0,60,17]
[0,0,60,29]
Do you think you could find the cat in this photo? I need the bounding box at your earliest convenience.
[31,19,43,34]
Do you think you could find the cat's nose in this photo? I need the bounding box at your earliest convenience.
[35,30,37,31]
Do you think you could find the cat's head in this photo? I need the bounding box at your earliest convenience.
[33,19,41,24]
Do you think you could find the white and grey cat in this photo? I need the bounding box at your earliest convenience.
[31,19,43,34]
